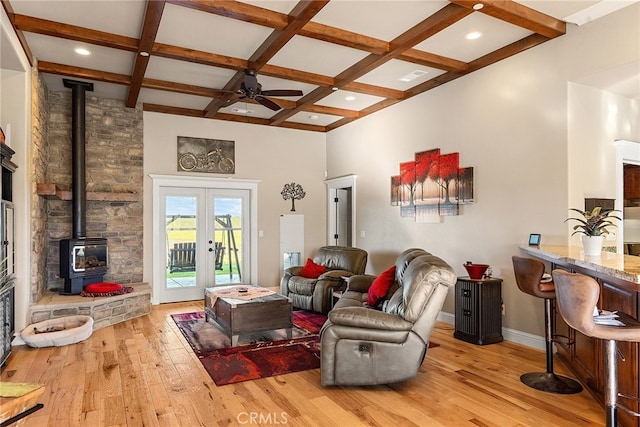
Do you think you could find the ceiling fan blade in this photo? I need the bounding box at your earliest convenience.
[255,96,282,111]
[260,89,303,97]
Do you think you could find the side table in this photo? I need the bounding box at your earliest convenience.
[454,276,503,345]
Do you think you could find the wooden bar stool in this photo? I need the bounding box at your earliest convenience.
[511,256,583,394]
[552,270,640,427]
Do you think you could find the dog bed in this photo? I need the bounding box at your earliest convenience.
[21,315,94,348]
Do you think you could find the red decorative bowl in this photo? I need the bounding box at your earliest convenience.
[464,263,489,280]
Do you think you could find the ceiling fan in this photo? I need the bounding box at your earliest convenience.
[223,69,303,111]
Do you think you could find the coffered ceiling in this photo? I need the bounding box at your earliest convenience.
[3,0,638,132]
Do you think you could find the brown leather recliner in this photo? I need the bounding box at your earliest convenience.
[320,248,456,386]
[280,246,368,314]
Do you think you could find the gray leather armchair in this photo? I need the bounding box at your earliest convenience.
[320,248,456,386]
[280,246,368,314]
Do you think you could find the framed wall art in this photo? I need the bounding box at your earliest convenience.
[177,136,235,174]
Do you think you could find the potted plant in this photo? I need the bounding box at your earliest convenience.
[565,207,621,256]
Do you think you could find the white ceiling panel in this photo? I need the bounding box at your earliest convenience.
[139,88,212,110]
[25,33,134,75]
[220,103,278,120]
[269,36,369,76]
[156,3,274,59]
[10,0,145,38]
[316,89,385,110]
[145,57,236,88]
[311,1,448,40]
[240,1,298,14]
[288,111,342,127]
[414,12,533,62]
[356,59,446,90]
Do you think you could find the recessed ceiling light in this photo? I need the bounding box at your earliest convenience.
[74,47,91,56]
[399,70,429,82]
[466,31,483,40]
[139,51,150,57]
[332,87,339,91]
[473,3,484,10]
[345,95,356,101]
[309,114,319,120]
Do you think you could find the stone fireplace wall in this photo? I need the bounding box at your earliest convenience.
[41,87,143,294]
[31,70,49,303]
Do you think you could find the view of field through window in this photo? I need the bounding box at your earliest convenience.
[165,196,243,288]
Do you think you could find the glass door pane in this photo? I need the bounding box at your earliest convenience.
[209,192,247,285]
[165,195,198,289]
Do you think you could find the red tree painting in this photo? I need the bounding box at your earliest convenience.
[399,161,416,206]
[438,152,459,204]
[415,149,440,202]
[390,148,473,223]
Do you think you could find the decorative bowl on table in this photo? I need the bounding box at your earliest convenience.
[464,263,489,280]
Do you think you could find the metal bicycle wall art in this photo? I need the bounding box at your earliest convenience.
[177,136,235,174]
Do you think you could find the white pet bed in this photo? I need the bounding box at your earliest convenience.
[21,315,94,348]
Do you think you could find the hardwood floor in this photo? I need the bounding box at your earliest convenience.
[2,301,605,426]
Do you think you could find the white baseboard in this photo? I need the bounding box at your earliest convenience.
[437,311,545,351]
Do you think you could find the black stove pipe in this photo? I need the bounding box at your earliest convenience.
[63,79,93,239]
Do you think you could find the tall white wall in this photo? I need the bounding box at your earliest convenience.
[326,4,639,337]
[143,113,327,288]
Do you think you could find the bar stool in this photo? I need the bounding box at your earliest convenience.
[552,270,640,427]
[511,256,583,394]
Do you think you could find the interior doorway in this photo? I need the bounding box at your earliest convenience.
[326,175,357,247]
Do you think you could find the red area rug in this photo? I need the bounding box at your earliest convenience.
[171,309,327,386]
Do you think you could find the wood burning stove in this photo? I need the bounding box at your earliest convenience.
[60,238,108,294]
[59,79,109,294]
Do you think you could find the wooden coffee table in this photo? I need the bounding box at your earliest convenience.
[204,285,292,346]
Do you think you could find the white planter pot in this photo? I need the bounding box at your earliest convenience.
[581,235,604,257]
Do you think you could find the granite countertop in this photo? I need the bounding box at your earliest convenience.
[520,245,640,284]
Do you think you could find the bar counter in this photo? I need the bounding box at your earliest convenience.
[520,244,639,427]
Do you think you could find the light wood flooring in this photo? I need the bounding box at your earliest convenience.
[1,301,606,426]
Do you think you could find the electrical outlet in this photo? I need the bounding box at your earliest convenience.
[501,303,506,316]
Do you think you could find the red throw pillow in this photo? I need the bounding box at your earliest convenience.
[367,265,396,307]
[84,282,123,294]
[299,258,326,279]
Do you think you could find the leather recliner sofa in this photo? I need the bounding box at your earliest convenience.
[280,246,368,314]
[320,248,456,386]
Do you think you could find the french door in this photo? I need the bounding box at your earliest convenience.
[152,176,257,304]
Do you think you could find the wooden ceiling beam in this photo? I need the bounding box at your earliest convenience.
[37,61,131,85]
[449,0,566,38]
[126,0,166,108]
[141,78,225,98]
[153,43,247,70]
[399,49,468,73]
[167,0,289,30]
[13,14,138,52]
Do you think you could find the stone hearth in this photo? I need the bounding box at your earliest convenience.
[27,283,151,330]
